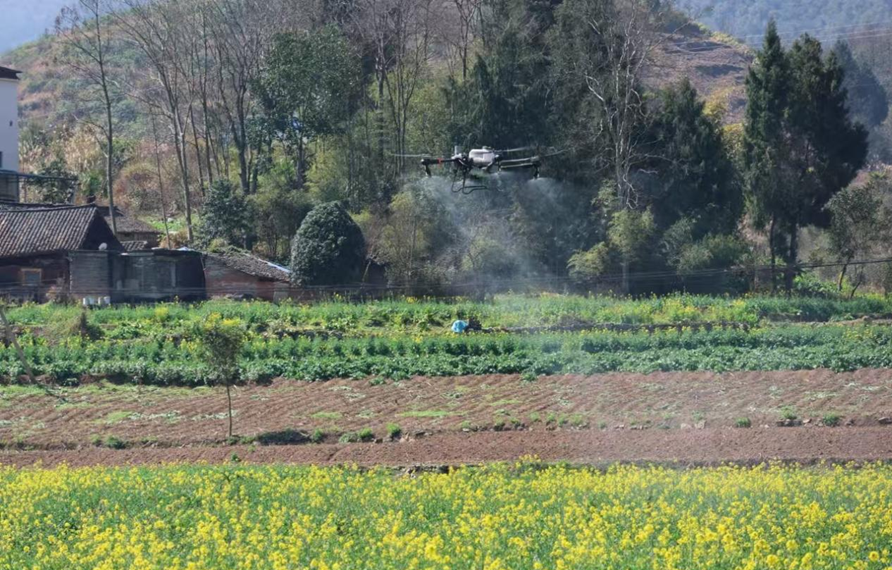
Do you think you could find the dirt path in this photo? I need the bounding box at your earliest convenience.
[3,427,892,468]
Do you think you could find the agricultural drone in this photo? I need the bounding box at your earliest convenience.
[395,145,565,194]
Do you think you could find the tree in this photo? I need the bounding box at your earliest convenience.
[196,314,246,439]
[30,157,78,204]
[195,180,249,249]
[448,0,555,148]
[649,79,742,238]
[825,173,892,295]
[568,206,656,290]
[55,0,120,234]
[351,0,436,165]
[207,0,294,195]
[744,23,868,292]
[834,41,888,131]
[256,26,362,188]
[552,0,676,292]
[115,0,200,242]
[742,21,791,291]
[291,202,367,286]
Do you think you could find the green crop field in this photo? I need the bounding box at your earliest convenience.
[3,294,892,385]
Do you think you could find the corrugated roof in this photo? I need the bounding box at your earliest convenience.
[121,240,150,251]
[0,206,119,258]
[205,250,291,282]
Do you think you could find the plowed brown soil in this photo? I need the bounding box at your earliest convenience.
[3,428,892,468]
[2,369,892,466]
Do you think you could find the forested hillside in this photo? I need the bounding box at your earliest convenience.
[0,0,888,297]
[679,0,892,163]
[680,0,892,45]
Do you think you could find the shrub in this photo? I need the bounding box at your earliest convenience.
[735,417,752,428]
[104,436,127,449]
[194,180,249,248]
[386,423,402,440]
[780,406,798,421]
[357,428,374,442]
[822,413,842,427]
[291,202,366,286]
[520,371,538,383]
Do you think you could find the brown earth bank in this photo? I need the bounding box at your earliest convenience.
[2,369,892,451]
[3,428,892,468]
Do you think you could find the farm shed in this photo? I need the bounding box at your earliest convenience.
[202,249,291,301]
[69,249,206,303]
[0,205,122,302]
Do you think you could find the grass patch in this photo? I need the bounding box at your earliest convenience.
[397,410,464,419]
[311,411,343,420]
[95,411,136,425]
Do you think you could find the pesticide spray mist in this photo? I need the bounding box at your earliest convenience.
[396,171,592,295]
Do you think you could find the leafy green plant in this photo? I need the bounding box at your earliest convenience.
[104,436,126,449]
[735,417,752,428]
[780,406,798,421]
[822,413,841,427]
[386,423,402,440]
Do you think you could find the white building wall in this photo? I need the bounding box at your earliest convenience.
[0,77,18,172]
[0,77,19,201]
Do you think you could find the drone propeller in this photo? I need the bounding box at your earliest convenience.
[493,146,536,154]
[539,147,570,158]
[498,157,537,165]
[390,153,434,158]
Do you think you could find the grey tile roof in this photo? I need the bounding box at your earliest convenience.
[205,250,291,282]
[0,205,119,258]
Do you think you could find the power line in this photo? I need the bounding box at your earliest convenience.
[2,256,891,298]
[739,20,892,41]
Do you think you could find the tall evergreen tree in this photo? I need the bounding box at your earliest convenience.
[744,23,868,292]
[743,21,791,289]
[650,79,742,238]
[447,0,556,148]
[834,41,888,131]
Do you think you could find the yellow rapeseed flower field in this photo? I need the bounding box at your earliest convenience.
[1,462,891,569]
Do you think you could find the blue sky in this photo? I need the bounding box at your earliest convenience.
[0,0,69,53]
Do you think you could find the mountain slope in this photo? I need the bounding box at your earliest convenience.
[679,0,892,46]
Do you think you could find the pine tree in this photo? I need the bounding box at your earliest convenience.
[744,23,868,292]
[650,79,742,238]
[196,180,250,249]
[743,20,791,290]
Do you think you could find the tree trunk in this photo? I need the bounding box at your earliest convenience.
[104,89,117,235]
[837,263,849,292]
[768,217,777,293]
[189,106,207,197]
[784,226,798,294]
[150,114,172,247]
[172,110,194,243]
[0,303,37,385]
[226,383,233,439]
[621,259,630,295]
